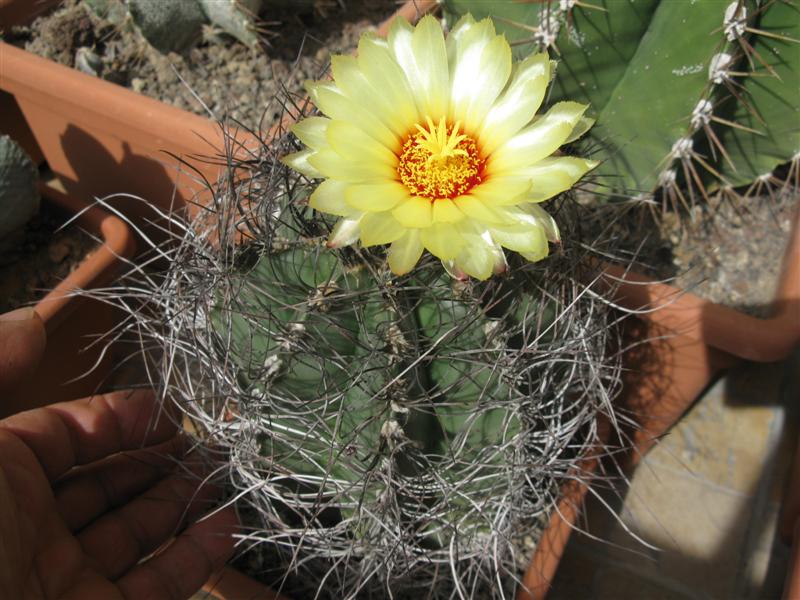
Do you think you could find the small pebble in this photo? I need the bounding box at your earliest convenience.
[131,77,146,93]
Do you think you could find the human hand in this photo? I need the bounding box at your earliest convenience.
[0,307,46,396]
[0,388,238,600]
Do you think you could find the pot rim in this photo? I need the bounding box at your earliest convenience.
[34,179,136,333]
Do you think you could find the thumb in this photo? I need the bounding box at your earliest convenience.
[0,307,46,393]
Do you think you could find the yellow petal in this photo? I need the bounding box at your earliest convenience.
[432,199,464,223]
[345,181,409,213]
[449,19,511,131]
[328,217,361,248]
[479,53,550,155]
[290,116,330,150]
[392,196,433,228]
[470,177,531,207]
[503,203,561,243]
[519,248,550,262]
[453,194,510,225]
[453,242,495,280]
[520,248,550,263]
[306,80,397,150]
[388,15,449,118]
[331,55,412,140]
[527,203,560,243]
[309,179,358,217]
[489,101,589,173]
[445,13,477,58]
[388,230,424,275]
[359,212,405,247]
[564,116,595,144]
[326,120,398,167]
[357,35,420,134]
[420,223,464,260]
[518,157,599,202]
[308,149,395,182]
[489,224,548,255]
[280,149,324,179]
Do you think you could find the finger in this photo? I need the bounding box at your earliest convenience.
[0,389,176,482]
[77,454,224,580]
[118,507,238,600]
[0,307,46,394]
[55,435,188,532]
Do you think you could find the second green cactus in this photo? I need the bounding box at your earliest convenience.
[443,0,799,208]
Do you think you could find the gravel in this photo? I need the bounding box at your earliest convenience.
[10,0,401,132]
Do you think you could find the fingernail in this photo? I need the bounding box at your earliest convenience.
[0,307,36,322]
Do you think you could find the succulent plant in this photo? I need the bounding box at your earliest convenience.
[108,101,622,599]
[83,0,128,25]
[113,175,619,598]
[443,0,800,209]
[0,135,40,242]
[105,12,625,599]
[84,0,267,52]
[197,0,264,48]
[126,0,207,54]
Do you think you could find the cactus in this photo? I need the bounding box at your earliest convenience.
[213,238,526,550]
[126,0,207,53]
[0,136,40,242]
[443,0,800,208]
[716,0,800,189]
[83,0,128,25]
[100,13,627,598]
[104,144,622,597]
[84,0,266,53]
[197,0,264,48]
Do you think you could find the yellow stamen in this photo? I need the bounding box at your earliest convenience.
[415,117,469,163]
[398,118,484,200]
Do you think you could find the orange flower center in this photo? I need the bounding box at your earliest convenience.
[397,117,485,201]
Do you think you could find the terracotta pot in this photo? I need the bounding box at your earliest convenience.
[604,203,800,364]
[2,180,136,417]
[519,203,799,598]
[0,40,237,238]
[608,200,798,451]
[515,306,740,598]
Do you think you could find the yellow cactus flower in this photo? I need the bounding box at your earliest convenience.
[282,14,597,280]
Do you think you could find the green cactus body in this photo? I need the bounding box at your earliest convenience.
[717,0,800,186]
[198,0,263,48]
[444,0,799,204]
[127,0,207,53]
[211,238,528,552]
[84,0,128,25]
[108,116,619,597]
[103,11,625,596]
[193,198,616,598]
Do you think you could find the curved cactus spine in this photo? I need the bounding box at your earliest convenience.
[443,0,800,210]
